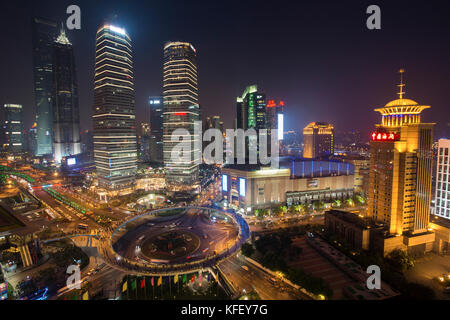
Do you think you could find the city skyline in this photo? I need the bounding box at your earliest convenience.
[1,0,450,304]
[1,0,449,140]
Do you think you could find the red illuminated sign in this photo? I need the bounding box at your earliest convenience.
[267,100,277,107]
[279,100,285,107]
[174,112,187,116]
[371,132,398,141]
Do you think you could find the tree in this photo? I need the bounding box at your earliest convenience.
[386,249,414,272]
[241,243,255,257]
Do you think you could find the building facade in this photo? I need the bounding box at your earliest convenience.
[52,28,81,162]
[366,71,435,254]
[1,104,24,153]
[302,122,334,159]
[435,139,450,219]
[93,25,137,198]
[163,42,200,190]
[32,17,57,156]
[221,160,354,211]
[149,96,163,164]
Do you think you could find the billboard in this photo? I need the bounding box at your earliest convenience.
[277,113,284,140]
[222,174,228,192]
[67,157,77,166]
[0,282,7,300]
[239,178,246,197]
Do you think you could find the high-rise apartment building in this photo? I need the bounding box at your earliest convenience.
[435,139,450,219]
[1,104,24,153]
[93,25,137,197]
[32,17,57,156]
[367,70,435,245]
[302,122,334,158]
[163,42,200,189]
[52,27,81,162]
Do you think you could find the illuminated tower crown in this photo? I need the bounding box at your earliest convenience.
[374,69,430,127]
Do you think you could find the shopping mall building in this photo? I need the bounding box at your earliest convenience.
[221,158,355,211]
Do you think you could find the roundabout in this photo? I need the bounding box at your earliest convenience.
[140,230,200,261]
[101,206,249,276]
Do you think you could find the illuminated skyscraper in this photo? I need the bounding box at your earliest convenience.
[235,85,267,160]
[93,25,137,197]
[435,139,450,219]
[32,17,57,156]
[266,99,285,141]
[367,70,435,250]
[149,96,163,163]
[302,122,334,159]
[52,27,81,162]
[1,104,24,153]
[163,42,200,189]
[236,85,266,132]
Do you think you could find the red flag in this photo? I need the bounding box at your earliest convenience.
[191,274,195,283]
[140,278,145,288]
[151,277,154,286]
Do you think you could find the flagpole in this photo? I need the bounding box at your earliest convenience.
[169,276,172,298]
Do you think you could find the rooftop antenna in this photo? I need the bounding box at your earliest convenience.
[397,69,405,99]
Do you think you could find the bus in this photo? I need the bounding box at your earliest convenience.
[78,223,88,230]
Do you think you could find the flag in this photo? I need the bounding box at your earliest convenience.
[191,274,195,283]
[157,276,162,286]
[216,272,219,281]
[151,277,154,286]
[183,274,187,284]
[199,271,203,287]
[140,278,145,289]
[174,274,178,284]
[82,291,89,300]
[131,279,137,290]
[122,281,128,292]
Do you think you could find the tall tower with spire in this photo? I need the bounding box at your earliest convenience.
[52,25,81,162]
[367,70,435,255]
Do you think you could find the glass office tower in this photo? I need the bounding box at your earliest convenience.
[93,25,137,197]
[52,27,81,162]
[163,42,200,190]
[32,17,57,156]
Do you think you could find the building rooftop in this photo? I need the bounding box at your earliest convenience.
[326,210,373,230]
[430,214,450,229]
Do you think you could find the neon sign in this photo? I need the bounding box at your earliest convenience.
[371,132,398,141]
[267,100,277,107]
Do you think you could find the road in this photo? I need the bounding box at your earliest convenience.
[114,207,239,265]
[218,255,310,300]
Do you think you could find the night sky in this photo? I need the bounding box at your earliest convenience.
[1,0,449,139]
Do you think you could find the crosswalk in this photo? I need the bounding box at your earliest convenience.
[18,244,33,268]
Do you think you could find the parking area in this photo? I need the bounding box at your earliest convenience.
[404,253,450,299]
